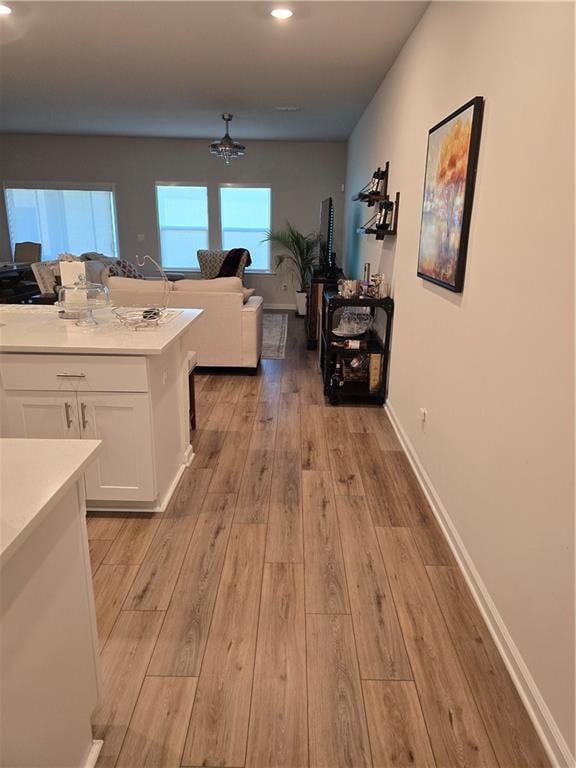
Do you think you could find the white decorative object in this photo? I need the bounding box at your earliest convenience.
[59,259,86,297]
[372,273,390,298]
[58,275,110,324]
[111,254,170,330]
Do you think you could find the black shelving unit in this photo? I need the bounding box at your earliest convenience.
[321,290,394,406]
[354,162,400,239]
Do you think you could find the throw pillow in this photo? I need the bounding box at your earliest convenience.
[242,287,255,303]
[108,258,145,279]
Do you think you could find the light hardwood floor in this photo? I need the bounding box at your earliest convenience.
[88,314,550,768]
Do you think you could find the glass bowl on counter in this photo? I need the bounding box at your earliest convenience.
[57,275,110,325]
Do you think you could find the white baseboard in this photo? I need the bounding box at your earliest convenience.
[86,464,187,515]
[183,444,195,467]
[263,303,296,311]
[84,740,103,768]
[385,400,574,768]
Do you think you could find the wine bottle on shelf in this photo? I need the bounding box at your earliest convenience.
[361,263,371,296]
[331,360,343,389]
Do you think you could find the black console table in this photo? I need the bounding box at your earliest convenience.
[320,290,394,406]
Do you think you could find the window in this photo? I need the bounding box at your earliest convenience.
[4,185,119,261]
[156,185,208,270]
[219,186,271,271]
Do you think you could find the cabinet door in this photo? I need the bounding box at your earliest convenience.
[79,393,156,502]
[1,391,80,438]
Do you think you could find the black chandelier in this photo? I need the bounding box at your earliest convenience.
[209,113,246,165]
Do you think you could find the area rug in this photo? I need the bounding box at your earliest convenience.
[262,312,288,359]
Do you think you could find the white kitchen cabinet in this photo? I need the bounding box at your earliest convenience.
[1,438,102,768]
[81,392,155,502]
[3,391,81,439]
[2,389,155,503]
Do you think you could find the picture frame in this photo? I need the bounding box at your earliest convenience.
[417,96,484,292]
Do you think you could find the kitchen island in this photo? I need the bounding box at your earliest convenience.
[0,438,102,768]
[0,306,202,513]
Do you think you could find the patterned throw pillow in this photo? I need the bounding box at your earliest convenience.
[108,258,144,279]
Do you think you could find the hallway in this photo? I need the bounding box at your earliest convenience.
[87,315,550,768]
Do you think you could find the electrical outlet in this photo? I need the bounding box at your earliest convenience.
[282,283,288,292]
[137,233,145,242]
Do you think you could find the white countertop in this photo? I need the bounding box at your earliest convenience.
[0,306,202,355]
[0,438,101,564]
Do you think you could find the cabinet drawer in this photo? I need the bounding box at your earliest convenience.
[0,354,149,393]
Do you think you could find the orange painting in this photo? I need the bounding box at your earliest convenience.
[417,98,484,292]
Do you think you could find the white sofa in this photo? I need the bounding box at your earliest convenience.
[107,276,263,369]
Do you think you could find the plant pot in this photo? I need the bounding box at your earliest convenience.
[295,291,307,316]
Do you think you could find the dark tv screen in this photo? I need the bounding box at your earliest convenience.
[319,197,334,267]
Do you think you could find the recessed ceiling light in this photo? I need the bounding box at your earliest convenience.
[0,4,12,15]
[275,106,301,112]
[271,8,293,20]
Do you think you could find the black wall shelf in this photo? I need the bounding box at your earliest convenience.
[354,162,400,238]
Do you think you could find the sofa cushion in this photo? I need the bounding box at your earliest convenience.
[108,258,145,279]
[242,287,256,302]
[107,276,175,292]
[173,277,243,293]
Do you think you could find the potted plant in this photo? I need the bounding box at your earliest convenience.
[263,221,318,316]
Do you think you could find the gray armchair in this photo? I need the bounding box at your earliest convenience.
[197,249,250,280]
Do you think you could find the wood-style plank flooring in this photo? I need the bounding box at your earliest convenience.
[88,314,550,768]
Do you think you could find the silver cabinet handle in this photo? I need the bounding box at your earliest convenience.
[80,402,88,430]
[56,373,86,378]
[65,402,73,429]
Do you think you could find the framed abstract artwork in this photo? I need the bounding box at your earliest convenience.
[417,96,484,292]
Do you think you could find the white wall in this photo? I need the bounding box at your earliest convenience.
[0,134,346,307]
[344,1,574,762]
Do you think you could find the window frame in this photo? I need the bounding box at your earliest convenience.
[218,183,273,274]
[154,181,210,273]
[3,180,121,260]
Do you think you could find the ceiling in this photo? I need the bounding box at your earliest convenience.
[0,1,428,141]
